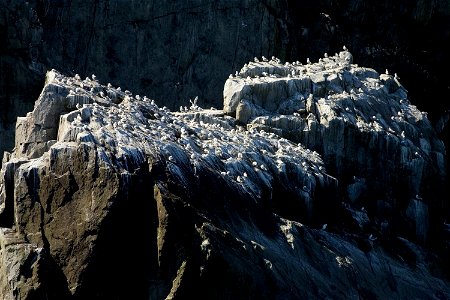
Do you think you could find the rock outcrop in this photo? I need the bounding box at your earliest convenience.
[224,50,447,243]
[0,53,449,299]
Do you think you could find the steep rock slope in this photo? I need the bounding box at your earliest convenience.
[0,54,449,299]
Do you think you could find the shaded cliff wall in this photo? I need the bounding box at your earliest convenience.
[1,0,450,159]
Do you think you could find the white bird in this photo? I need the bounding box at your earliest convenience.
[306,58,311,64]
[322,224,328,230]
[324,53,328,58]
[92,74,97,80]
[343,45,347,51]
[254,57,259,62]
[385,69,389,75]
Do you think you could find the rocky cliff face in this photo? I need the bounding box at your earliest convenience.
[224,50,447,243]
[0,53,448,299]
[1,0,450,166]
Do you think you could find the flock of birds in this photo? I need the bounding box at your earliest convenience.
[223,47,429,164]
[45,47,436,235]
[51,70,331,207]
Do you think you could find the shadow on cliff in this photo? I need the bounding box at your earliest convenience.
[71,166,158,300]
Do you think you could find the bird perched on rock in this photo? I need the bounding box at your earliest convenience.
[306,58,311,64]
[385,69,389,75]
[343,45,348,51]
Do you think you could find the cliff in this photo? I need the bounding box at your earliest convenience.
[0,52,448,299]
